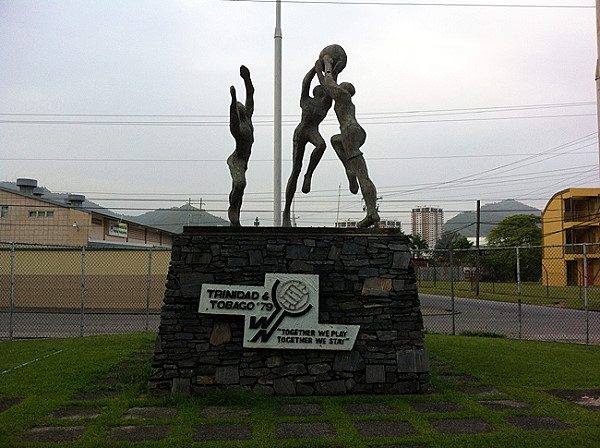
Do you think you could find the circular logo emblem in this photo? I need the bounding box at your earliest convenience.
[277,280,311,314]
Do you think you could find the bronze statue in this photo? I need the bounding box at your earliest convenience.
[315,55,380,228]
[282,45,349,227]
[228,65,254,226]
[282,68,332,227]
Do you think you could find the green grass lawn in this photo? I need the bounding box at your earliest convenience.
[418,280,600,310]
[0,333,599,447]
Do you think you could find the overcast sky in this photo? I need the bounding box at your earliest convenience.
[1,0,597,227]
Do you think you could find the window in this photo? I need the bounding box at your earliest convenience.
[0,206,7,218]
[28,210,54,218]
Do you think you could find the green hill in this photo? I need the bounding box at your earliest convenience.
[444,199,540,238]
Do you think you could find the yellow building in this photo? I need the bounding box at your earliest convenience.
[0,178,173,248]
[542,188,600,286]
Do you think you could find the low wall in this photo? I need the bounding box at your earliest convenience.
[149,227,431,396]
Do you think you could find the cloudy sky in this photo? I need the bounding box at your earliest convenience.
[1,0,597,227]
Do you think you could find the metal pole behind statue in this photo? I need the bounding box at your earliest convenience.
[273,0,282,226]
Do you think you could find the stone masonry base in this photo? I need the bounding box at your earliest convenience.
[148,227,431,396]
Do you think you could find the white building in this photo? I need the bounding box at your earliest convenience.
[335,218,402,230]
[411,207,444,247]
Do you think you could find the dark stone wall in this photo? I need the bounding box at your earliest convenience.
[148,227,431,396]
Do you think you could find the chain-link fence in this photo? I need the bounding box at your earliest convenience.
[416,243,600,345]
[3,241,599,345]
[0,242,171,339]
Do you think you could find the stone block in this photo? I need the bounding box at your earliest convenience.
[253,384,274,395]
[362,277,392,297]
[296,383,314,395]
[397,349,430,373]
[228,257,247,267]
[154,335,163,353]
[392,279,405,291]
[308,363,331,375]
[341,242,365,255]
[376,330,398,341]
[215,366,239,384]
[265,356,284,368]
[209,322,231,346]
[366,364,386,383]
[392,251,411,269]
[247,249,263,266]
[327,245,341,260]
[171,378,191,395]
[179,272,214,297]
[274,363,307,376]
[314,380,346,395]
[186,253,212,265]
[333,351,363,372]
[273,378,297,395]
[286,245,310,260]
[358,267,379,277]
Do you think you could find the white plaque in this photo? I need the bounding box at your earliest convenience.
[199,274,359,350]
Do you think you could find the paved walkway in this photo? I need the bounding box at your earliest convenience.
[1,347,597,447]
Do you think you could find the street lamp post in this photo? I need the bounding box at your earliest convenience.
[273,0,282,226]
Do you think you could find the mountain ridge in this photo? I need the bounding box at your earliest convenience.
[126,204,228,234]
[444,199,540,238]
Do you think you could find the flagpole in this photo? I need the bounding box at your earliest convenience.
[273,0,282,226]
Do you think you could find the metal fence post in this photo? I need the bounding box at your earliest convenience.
[516,247,522,339]
[9,242,15,341]
[80,246,85,337]
[583,243,589,345]
[450,248,455,335]
[145,248,153,333]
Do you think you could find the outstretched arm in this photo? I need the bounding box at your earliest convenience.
[230,86,240,137]
[301,67,316,101]
[314,59,325,86]
[240,65,254,119]
[314,59,338,98]
[331,60,344,80]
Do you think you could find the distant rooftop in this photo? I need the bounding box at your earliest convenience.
[0,178,121,220]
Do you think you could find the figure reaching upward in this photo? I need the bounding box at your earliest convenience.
[282,67,332,227]
[315,57,380,228]
[227,65,254,226]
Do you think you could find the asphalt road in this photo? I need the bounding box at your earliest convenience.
[1,295,598,344]
[420,293,600,344]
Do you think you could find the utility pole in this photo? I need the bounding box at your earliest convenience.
[475,200,481,296]
[273,0,282,226]
[596,1,600,181]
[187,198,192,227]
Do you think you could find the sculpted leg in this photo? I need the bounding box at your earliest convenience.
[331,135,359,195]
[228,158,246,227]
[283,139,306,227]
[350,157,380,228]
[302,133,327,194]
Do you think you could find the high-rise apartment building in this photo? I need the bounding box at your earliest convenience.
[411,207,444,247]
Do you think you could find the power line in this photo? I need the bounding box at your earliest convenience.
[221,0,593,9]
[0,102,594,127]
[2,150,595,163]
[1,101,592,119]
[0,113,593,127]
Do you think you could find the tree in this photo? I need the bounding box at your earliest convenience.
[409,234,429,259]
[433,233,473,262]
[483,214,542,282]
[487,214,541,247]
